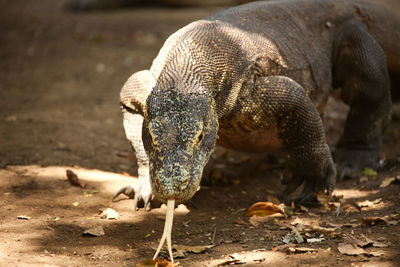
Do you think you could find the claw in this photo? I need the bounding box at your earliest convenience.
[133,195,139,211]
[338,165,350,182]
[112,185,136,201]
[294,192,317,206]
[143,195,151,211]
[325,160,336,195]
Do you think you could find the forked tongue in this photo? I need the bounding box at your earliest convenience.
[153,199,175,262]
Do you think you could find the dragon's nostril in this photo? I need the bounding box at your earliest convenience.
[180,178,189,190]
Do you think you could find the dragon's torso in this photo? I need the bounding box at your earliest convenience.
[149,0,352,151]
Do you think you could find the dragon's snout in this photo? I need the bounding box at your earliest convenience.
[149,153,203,202]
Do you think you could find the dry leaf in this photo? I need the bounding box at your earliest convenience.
[358,235,389,248]
[285,247,318,254]
[218,251,267,266]
[272,243,296,251]
[379,176,400,188]
[136,259,178,267]
[316,192,332,209]
[217,259,242,266]
[100,208,119,220]
[17,215,30,220]
[337,243,365,256]
[173,244,213,255]
[357,200,375,208]
[306,237,325,243]
[338,243,383,257]
[361,216,389,226]
[305,224,336,234]
[249,215,273,227]
[387,220,399,225]
[66,169,87,188]
[325,222,359,228]
[368,251,385,257]
[246,202,286,217]
[83,226,105,237]
[347,235,369,247]
[291,217,304,226]
[340,200,361,213]
[234,219,247,225]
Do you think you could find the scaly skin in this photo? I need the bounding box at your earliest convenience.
[115,0,400,209]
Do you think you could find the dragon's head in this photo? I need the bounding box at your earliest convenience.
[143,88,218,203]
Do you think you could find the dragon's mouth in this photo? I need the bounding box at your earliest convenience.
[152,177,200,203]
[150,161,204,203]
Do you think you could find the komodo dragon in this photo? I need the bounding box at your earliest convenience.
[115,0,400,211]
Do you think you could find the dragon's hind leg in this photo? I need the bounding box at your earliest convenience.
[332,19,392,180]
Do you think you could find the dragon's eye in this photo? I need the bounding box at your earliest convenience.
[193,123,204,146]
[148,121,158,145]
[198,133,203,142]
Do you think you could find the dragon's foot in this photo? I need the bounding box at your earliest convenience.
[280,158,336,207]
[334,147,379,181]
[112,185,161,211]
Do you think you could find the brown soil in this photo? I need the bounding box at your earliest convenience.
[0,0,399,266]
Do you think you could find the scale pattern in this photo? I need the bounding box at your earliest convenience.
[119,0,399,205]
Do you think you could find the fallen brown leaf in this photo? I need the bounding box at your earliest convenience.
[316,192,332,209]
[337,243,365,256]
[358,234,389,248]
[306,237,325,243]
[17,215,30,220]
[379,176,400,188]
[83,226,105,237]
[290,217,304,226]
[66,169,87,188]
[234,219,247,225]
[173,244,213,255]
[305,224,336,234]
[284,247,318,254]
[99,208,119,220]
[357,199,381,209]
[361,216,391,226]
[337,243,384,257]
[136,259,178,267]
[246,202,286,217]
[249,215,273,227]
[218,251,263,266]
[271,243,296,251]
[325,222,359,228]
[216,259,242,266]
[341,200,361,212]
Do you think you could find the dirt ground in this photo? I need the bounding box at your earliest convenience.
[0,0,399,266]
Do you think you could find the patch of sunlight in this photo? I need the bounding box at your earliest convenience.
[204,250,286,266]
[334,188,379,199]
[4,165,138,196]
